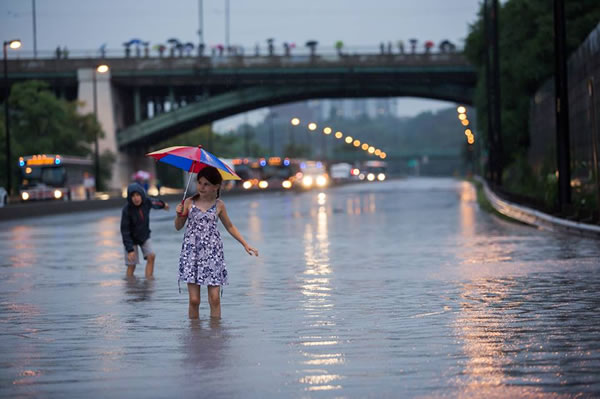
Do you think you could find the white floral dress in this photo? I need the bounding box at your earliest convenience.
[178,202,228,287]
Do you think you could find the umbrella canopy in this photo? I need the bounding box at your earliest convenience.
[146,145,240,180]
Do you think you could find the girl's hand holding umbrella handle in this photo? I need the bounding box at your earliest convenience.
[176,200,188,217]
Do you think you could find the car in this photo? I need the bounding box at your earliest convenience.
[295,161,329,190]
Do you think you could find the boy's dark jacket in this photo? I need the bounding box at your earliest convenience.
[120,183,166,253]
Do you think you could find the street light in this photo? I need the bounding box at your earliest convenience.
[3,38,21,197]
[93,64,109,191]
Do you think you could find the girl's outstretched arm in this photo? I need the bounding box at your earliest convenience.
[218,200,259,256]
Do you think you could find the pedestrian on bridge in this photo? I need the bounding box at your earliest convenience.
[175,166,258,319]
[121,183,170,279]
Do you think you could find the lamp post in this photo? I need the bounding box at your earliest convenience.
[268,111,277,156]
[93,64,109,191]
[3,39,21,197]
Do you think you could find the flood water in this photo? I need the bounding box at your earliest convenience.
[1,177,599,398]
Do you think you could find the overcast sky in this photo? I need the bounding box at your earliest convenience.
[1,0,482,129]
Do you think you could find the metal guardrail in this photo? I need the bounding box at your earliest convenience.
[477,177,600,239]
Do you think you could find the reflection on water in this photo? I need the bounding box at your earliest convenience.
[181,318,229,371]
[298,198,344,392]
[1,178,599,397]
[124,277,155,303]
[455,274,600,397]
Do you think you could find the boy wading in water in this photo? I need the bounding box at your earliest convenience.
[175,166,258,319]
[121,183,170,278]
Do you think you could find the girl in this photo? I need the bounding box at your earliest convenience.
[175,166,258,319]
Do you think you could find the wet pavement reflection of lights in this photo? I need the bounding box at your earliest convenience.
[298,198,344,391]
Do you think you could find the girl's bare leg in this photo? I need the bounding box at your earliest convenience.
[207,285,221,318]
[187,283,201,319]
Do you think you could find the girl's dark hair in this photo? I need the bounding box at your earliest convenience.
[196,166,223,198]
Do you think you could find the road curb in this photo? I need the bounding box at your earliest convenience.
[476,177,600,239]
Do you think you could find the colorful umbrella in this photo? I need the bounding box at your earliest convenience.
[146,145,240,199]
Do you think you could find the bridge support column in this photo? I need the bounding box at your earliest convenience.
[134,87,142,123]
[77,68,130,192]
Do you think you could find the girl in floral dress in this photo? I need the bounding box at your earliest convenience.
[175,166,258,319]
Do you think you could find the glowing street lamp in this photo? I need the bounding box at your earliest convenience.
[3,38,22,196]
[344,136,353,144]
[334,131,343,139]
[290,117,300,126]
[308,122,317,131]
[323,127,332,134]
[457,106,466,114]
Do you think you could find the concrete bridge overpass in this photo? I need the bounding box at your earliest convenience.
[3,53,476,189]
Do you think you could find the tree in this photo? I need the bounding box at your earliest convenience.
[464,0,600,170]
[0,80,109,191]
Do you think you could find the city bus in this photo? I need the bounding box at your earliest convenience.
[18,154,95,201]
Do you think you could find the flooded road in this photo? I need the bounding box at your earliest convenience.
[1,178,599,398]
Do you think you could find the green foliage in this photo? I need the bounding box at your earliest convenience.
[283,142,310,158]
[98,150,116,191]
[152,124,265,158]
[228,108,468,161]
[465,0,600,166]
[464,0,600,211]
[0,80,105,191]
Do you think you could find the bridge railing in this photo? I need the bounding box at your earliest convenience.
[4,44,465,61]
[5,51,471,73]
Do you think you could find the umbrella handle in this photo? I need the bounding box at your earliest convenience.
[177,199,188,217]
[178,166,194,216]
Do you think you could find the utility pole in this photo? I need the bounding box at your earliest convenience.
[32,0,37,58]
[225,0,230,50]
[491,0,503,186]
[198,0,203,44]
[244,113,250,156]
[483,0,495,183]
[269,111,277,156]
[553,0,572,210]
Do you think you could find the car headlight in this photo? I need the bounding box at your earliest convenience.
[258,180,269,189]
[367,173,375,181]
[54,190,63,199]
[302,176,313,187]
[22,192,30,200]
[242,181,253,190]
[316,175,328,187]
[282,180,292,189]
[377,173,386,181]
